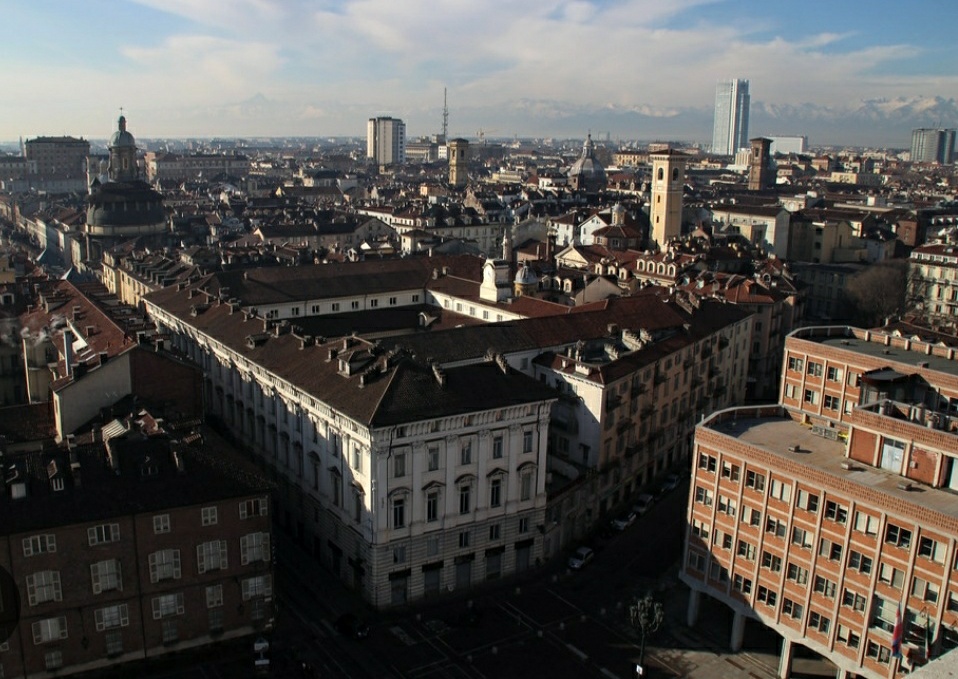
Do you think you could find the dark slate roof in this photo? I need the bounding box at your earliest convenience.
[371,361,557,427]
[183,255,483,306]
[380,292,746,368]
[144,282,553,427]
[0,425,271,535]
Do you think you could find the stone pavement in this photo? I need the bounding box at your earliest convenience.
[638,568,783,679]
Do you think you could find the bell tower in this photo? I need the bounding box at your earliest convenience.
[448,138,468,188]
[649,149,687,249]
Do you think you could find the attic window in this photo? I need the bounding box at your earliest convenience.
[140,457,159,478]
[10,482,26,499]
[246,333,269,349]
[51,477,65,492]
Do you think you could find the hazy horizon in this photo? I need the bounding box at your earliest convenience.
[2,1,957,147]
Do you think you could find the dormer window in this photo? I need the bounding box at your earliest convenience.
[51,477,65,492]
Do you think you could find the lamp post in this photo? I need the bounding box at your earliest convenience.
[629,592,664,671]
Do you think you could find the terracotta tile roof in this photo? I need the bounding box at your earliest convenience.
[21,280,141,392]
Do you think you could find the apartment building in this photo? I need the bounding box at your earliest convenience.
[23,136,90,179]
[0,423,273,678]
[909,243,958,322]
[142,253,753,604]
[143,264,557,607]
[682,326,958,678]
[143,152,251,183]
[367,117,406,166]
[385,291,753,555]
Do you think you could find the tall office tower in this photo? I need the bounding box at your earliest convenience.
[747,137,773,191]
[911,128,956,164]
[711,79,750,156]
[649,149,687,248]
[367,116,406,166]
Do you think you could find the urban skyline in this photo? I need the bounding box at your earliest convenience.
[1,0,957,146]
[711,79,750,156]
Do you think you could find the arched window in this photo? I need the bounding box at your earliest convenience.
[672,168,679,181]
[657,168,664,180]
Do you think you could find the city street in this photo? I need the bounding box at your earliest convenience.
[194,481,786,679]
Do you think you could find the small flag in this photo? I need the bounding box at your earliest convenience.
[891,605,903,658]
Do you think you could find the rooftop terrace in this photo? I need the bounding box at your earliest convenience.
[703,404,958,521]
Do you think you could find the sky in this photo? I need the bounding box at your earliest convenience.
[2,0,957,145]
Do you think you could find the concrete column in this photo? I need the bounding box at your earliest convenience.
[730,611,746,652]
[686,589,701,628]
[835,669,851,679]
[779,638,794,679]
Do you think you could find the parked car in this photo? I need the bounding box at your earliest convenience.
[632,493,655,516]
[662,473,681,492]
[568,546,595,570]
[611,511,637,531]
[335,613,370,639]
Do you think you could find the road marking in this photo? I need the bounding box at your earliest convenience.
[566,643,588,661]
[600,669,620,679]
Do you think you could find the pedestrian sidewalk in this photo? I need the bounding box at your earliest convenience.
[639,567,781,679]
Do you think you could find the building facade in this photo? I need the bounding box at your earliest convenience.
[143,266,558,608]
[23,137,90,179]
[682,326,958,678]
[367,117,406,166]
[0,427,273,678]
[909,243,958,322]
[712,79,750,156]
[910,129,956,165]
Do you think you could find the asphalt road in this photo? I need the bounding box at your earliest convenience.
[106,481,789,679]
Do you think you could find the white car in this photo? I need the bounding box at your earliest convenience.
[568,546,595,570]
[632,494,655,516]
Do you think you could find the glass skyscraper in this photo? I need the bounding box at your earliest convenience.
[711,79,750,156]
[911,128,956,164]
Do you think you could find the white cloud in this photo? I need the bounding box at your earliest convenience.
[1,0,955,140]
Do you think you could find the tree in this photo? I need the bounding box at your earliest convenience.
[629,592,664,670]
[843,260,909,327]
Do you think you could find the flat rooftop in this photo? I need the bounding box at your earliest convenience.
[709,413,958,520]
[793,326,958,378]
[817,335,958,377]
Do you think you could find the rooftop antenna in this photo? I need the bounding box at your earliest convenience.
[442,87,449,140]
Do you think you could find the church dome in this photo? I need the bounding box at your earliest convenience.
[110,115,136,148]
[515,261,539,286]
[568,133,607,192]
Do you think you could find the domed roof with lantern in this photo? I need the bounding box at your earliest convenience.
[568,133,607,193]
[515,261,539,286]
[110,115,136,149]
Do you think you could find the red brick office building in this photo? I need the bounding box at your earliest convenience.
[682,326,958,679]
